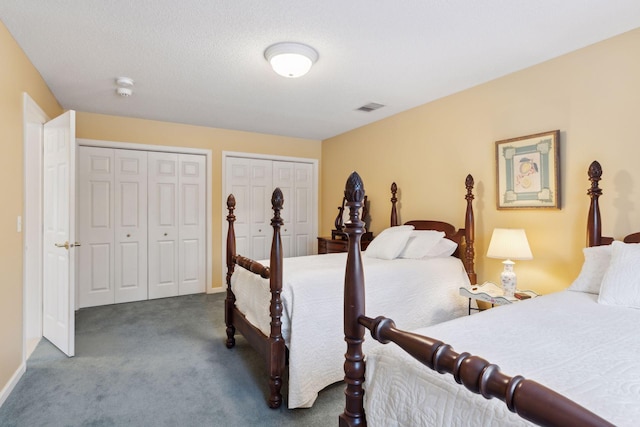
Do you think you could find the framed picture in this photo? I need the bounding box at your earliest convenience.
[495,130,560,209]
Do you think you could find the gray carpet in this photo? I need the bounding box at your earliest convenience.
[0,293,344,426]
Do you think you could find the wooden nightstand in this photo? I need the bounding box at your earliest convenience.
[317,232,373,254]
[459,282,538,315]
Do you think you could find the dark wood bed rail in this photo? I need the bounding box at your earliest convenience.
[357,315,614,427]
[340,171,613,427]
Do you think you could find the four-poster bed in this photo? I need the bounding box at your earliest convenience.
[225,178,477,409]
[339,162,638,426]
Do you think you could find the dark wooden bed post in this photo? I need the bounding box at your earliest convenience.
[225,194,237,349]
[390,182,398,227]
[464,174,476,285]
[339,172,367,427]
[587,161,603,247]
[267,188,286,409]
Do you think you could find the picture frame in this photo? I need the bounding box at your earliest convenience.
[495,130,560,209]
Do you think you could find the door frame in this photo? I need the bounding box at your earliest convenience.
[22,93,49,363]
[77,139,213,299]
[221,151,319,286]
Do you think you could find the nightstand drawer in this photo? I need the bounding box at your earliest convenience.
[317,235,372,254]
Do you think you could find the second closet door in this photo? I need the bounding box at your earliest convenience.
[148,152,206,299]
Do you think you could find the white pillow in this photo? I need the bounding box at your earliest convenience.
[568,244,612,294]
[398,230,445,259]
[424,238,458,258]
[598,241,640,308]
[365,225,415,260]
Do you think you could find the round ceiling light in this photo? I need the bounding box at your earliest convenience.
[264,42,318,78]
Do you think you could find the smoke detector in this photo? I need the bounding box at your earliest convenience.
[115,76,134,97]
[116,87,133,97]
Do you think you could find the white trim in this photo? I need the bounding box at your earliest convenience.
[22,93,49,365]
[77,139,214,293]
[220,151,319,286]
[0,362,26,408]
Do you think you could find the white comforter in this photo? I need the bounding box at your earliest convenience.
[231,252,470,408]
[364,291,640,426]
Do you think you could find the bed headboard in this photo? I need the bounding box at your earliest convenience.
[389,175,476,285]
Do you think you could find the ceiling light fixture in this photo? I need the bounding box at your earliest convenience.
[264,42,318,78]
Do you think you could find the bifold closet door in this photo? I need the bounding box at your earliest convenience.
[273,161,313,257]
[78,147,149,308]
[148,152,180,299]
[148,152,206,299]
[114,149,148,303]
[178,154,206,295]
[225,157,273,261]
[78,147,115,308]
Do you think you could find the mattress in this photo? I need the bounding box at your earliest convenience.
[231,251,471,408]
[364,291,640,426]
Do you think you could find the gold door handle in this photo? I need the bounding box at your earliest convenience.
[55,241,70,250]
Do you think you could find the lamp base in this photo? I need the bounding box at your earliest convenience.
[500,260,516,297]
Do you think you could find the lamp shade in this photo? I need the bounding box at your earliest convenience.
[264,42,318,78]
[486,228,533,260]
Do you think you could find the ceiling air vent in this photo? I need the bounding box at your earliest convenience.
[355,102,385,112]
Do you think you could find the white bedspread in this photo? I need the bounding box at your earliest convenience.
[231,252,470,408]
[364,291,640,426]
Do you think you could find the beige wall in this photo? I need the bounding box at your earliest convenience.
[322,28,640,295]
[76,112,322,292]
[0,23,63,396]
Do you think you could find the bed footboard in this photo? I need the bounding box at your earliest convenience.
[225,190,285,409]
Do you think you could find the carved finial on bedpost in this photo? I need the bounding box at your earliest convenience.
[464,174,476,285]
[587,161,603,247]
[390,182,398,227]
[225,194,237,349]
[340,172,367,427]
[268,187,285,409]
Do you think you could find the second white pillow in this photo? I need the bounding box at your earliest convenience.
[398,230,445,259]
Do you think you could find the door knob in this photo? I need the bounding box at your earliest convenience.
[164,233,168,236]
[127,234,131,238]
[55,241,70,250]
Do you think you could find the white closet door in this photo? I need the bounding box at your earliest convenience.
[225,157,272,261]
[293,162,313,256]
[114,149,148,303]
[273,161,294,258]
[148,152,179,299]
[178,154,206,295]
[249,159,272,261]
[78,146,115,308]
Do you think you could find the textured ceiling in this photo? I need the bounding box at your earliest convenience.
[2,1,640,140]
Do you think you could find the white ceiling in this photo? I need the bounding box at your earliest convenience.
[2,1,640,140]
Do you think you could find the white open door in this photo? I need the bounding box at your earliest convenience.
[42,110,76,357]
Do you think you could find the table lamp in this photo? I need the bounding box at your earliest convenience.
[486,228,533,297]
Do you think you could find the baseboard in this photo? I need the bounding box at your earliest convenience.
[207,286,225,294]
[0,362,25,408]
